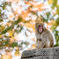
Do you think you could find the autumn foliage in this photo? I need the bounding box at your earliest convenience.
[0,0,59,59]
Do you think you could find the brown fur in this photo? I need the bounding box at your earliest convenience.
[35,22,54,49]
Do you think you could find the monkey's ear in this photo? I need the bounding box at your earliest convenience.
[43,24,46,29]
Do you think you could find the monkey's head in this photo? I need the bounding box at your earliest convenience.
[35,22,45,33]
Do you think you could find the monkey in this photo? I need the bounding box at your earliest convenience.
[35,21,54,49]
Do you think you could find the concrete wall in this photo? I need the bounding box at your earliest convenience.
[21,47,59,59]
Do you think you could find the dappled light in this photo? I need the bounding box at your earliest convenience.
[0,0,59,59]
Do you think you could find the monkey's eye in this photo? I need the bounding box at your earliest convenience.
[38,25,43,27]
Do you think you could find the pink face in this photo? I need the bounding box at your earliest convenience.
[38,25,43,32]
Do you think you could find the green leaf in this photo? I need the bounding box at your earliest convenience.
[54,44,58,47]
[0,10,1,14]
[40,15,48,22]
[1,25,14,34]
[53,0,57,6]
[0,19,3,22]
[56,17,59,25]
[2,5,5,10]
[30,11,39,20]
[10,42,18,48]
[1,17,23,34]
[46,12,50,18]
[14,17,23,24]
[57,6,59,15]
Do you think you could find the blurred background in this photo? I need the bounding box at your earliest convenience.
[0,0,59,59]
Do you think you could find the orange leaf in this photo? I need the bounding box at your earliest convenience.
[2,53,12,59]
[17,0,20,2]
[25,23,35,31]
[48,0,53,4]
[9,15,12,18]
[51,20,55,24]
[14,51,20,56]
[32,38,35,41]
[46,26,48,29]
[22,11,28,18]
[0,35,2,38]
[47,23,51,25]
[28,48,31,50]
[32,44,35,49]
[8,31,13,37]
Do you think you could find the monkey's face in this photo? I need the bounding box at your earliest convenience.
[35,22,45,33]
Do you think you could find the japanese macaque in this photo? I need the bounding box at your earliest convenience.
[35,21,54,49]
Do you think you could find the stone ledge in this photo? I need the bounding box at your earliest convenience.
[21,47,59,59]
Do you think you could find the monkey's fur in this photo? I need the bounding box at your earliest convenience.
[35,21,54,49]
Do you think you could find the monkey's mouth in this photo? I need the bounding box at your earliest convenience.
[39,28,42,32]
[39,25,43,32]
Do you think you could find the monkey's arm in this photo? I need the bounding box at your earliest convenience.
[36,38,47,49]
[48,32,54,47]
[41,29,54,48]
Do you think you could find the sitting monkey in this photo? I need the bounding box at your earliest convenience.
[35,21,54,49]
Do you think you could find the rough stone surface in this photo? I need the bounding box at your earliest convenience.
[21,47,59,59]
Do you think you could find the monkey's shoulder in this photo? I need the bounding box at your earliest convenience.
[42,29,53,38]
[43,29,51,34]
